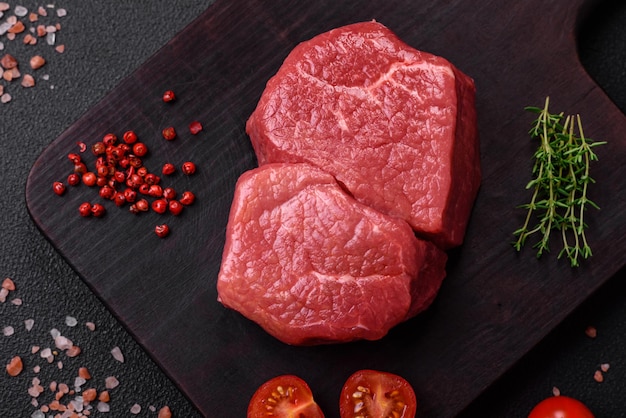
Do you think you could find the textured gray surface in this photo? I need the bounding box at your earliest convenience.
[0,2,208,417]
[0,1,624,417]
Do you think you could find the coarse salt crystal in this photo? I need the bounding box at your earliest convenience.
[33,365,40,373]
[3,277,16,290]
[0,22,11,36]
[3,325,14,336]
[1,93,11,103]
[50,328,61,338]
[71,398,83,412]
[40,347,53,361]
[585,325,597,338]
[0,3,9,12]
[65,345,81,357]
[130,403,141,414]
[65,316,77,327]
[57,360,63,369]
[0,287,8,302]
[74,376,86,388]
[85,322,96,331]
[31,410,44,418]
[14,5,28,16]
[31,345,40,354]
[55,335,73,350]
[105,376,119,389]
[111,346,124,363]
[28,384,42,397]
[601,363,610,372]
[594,370,604,382]
[97,402,110,413]
[56,8,66,17]
[25,318,34,331]
[11,298,22,305]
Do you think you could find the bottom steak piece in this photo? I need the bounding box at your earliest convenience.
[217,163,447,345]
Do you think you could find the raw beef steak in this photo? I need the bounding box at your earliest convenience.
[246,21,481,249]
[217,163,447,345]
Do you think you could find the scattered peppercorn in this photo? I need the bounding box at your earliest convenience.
[162,90,175,102]
[162,163,175,176]
[123,130,138,144]
[151,199,168,214]
[54,88,200,238]
[78,202,92,217]
[82,172,97,187]
[168,200,183,216]
[67,173,80,186]
[155,224,170,238]
[179,191,195,206]
[162,126,176,141]
[181,162,196,175]
[189,121,203,135]
[163,187,176,200]
[91,203,106,217]
[52,181,66,196]
[132,142,148,157]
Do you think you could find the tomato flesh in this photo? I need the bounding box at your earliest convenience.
[339,369,417,418]
[248,375,325,418]
[528,395,594,418]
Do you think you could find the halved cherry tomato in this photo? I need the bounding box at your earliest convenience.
[339,370,417,418]
[528,395,594,418]
[247,374,325,418]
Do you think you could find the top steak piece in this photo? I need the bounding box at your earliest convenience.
[217,163,447,345]
[246,21,481,249]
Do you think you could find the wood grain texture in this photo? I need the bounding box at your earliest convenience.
[25,0,626,416]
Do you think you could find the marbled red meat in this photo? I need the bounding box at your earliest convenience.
[217,163,447,345]
[246,21,480,249]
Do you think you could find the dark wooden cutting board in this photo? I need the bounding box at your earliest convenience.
[25,0,626,416]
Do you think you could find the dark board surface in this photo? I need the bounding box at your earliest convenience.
[24,0,626,416]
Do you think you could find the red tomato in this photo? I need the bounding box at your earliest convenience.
[247,375,325,418]
[528,395,594,418]
[339,370,417,418]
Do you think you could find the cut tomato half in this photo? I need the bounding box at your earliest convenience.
[339,369,417,418]
[247,374,325,418]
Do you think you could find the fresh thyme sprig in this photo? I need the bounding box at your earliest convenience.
[513,97,606,267]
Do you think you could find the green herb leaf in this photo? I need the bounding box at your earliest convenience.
[513,97,605,267]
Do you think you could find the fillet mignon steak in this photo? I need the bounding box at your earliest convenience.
[246,21,481,249]
[217,163,447,345]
